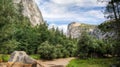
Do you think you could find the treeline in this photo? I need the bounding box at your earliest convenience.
[77,32,114,58]
[0,0,77,59]
[99,0,120,57]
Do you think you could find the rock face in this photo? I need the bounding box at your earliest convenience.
[67,22,114,39]
[67,22,95,38]
[7,51,44,67]
[13,0,44,26]
[8,51,35,64]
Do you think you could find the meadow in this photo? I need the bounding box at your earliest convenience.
[67,58,115,67]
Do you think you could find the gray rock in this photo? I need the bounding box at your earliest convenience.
[67,22,95,38]
[67,22,115,39]
[8,51,36,64]
[13,0,44,26]
[8,51,45,67]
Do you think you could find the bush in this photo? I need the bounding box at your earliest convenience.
[0,54,10,62]
[2,55,10,62]
[78,52,88,59]
[30,54,40,60]
[0,54,3,62]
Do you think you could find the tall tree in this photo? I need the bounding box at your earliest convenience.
[104,0,120,20]
[99,0,120,58]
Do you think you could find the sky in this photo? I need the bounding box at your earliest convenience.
[35,0,107,33]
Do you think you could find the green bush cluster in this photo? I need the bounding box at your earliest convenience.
[38,41,77,59]
[0,54,10,62]
[30,54,40,60]
[77,32,114,59]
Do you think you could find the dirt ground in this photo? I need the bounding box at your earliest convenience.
[39,57,74,67]
[0,57,74,67]
[0,63,7,67]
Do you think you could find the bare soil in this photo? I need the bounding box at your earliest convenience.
[0,63,7,67]
[38,57,74,67]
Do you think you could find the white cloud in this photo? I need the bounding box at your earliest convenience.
[49,23,68,34]
[36,0,106,21]
[51,0,75,5]
[58,25,68,33]
[85,10,105,19]
[35,0,107,32]
[51,0,107,7]
[77,0,107,7]
[42,9,105,25]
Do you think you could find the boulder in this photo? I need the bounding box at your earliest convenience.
[7,51,43,67]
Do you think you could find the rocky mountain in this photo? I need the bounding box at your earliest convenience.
[13,0,44,26]
[67,22,96,38]
[67,22,114,39]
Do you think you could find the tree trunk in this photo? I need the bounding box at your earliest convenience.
[116,3,120,19]
[111,1,118,20]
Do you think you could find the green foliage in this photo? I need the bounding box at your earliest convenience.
[2,55,10,62]
[0,55,3,62]
[77,31,111,58]
[0,54,10,62]
[99,0,120,58]
[99,0,120,65]
[38,41,76,59]
[77,32,95,58]
[67,58,115,67]
[38,41,54,59]
[104,0,120,20]
[2,39,20,54]
[30,54,40,60]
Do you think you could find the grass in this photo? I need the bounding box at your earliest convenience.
[67,58,115,67]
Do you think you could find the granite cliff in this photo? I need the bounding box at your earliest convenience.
[13,0,44,26]
[67,22,96,38]
[67,22,114,39]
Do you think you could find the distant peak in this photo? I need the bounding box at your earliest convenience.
[68,22,81,27]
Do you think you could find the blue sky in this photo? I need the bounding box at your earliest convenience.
[35,0,107,33]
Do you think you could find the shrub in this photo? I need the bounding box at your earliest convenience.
[30,54,40,60]
[78,52,88,59]
[0,54,3,62]
[2,55,10,62]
